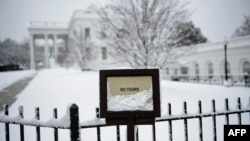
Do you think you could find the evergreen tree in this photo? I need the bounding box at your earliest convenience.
[232,15,250,38]
[170,21,207,47]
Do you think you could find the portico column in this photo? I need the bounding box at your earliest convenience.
[53,34,58,60]
[44,34,49,68]
[29,34,35,70]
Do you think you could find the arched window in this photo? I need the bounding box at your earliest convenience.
[243,61,250,74]
[174,68,178,75]
[166,68,169,74]
[208,62,213,78]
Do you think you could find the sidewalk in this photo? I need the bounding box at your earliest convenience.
[0,76,35,112]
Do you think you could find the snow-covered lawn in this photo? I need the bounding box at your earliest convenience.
[0,68,249,141]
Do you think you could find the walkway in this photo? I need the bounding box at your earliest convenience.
[0,76,35,112]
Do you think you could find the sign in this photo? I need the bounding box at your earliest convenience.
[107,76,153,111]
[99,69,160,119]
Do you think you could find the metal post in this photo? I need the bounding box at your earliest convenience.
[96,108,101,141]
[54,108,58,141]
[4,105,10,141]
[19,106,24,141]
[127,118,136,141]
[168,103,173,141]
[35,107,41,141]
[225,99,229,125]
[198,101,203,141]
[70,104,80,141]
[184,102,188,141]
[116,125,121,141]
[224,42,228,81]
[237,97,242,125]
[152,123,156,141]
[212,100,217,141]
[244,73,249,87]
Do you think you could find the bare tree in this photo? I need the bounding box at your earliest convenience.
[98,0,193,69]
[66,28,95,71]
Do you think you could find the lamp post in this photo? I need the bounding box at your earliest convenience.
[224,39,228,81]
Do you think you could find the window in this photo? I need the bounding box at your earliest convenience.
[117,29,129,38]
[181,67,188,75]
[100,31,107,39]
[166,68,169,74]
[102,47,107,60]
[208,62,213,78]
[85,28,90,38]
[243,61,250,74]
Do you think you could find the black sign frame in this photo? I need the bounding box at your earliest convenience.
[99,69,161,120]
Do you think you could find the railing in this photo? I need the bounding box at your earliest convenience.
[0,97,250,141]
[162,74,250,87]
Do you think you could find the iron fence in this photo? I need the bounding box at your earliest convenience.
[0,97,250,141]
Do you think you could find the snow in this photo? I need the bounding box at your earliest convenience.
[0,70,36,90]
[108,89,153,111]
[0,68,250,141]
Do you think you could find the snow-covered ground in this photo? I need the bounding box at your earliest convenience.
[0,68,249,141]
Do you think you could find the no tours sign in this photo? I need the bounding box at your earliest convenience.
[99,69,161,120]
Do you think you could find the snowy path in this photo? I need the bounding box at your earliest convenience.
[0,70,36,91]
[0,68,250,141]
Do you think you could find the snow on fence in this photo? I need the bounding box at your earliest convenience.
[0,97,250,141]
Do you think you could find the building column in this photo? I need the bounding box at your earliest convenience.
[29,34,35,70]
[53,34,58,60]
[44,34,49,68]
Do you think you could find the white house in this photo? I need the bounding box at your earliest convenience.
[166,36,250,83]
[28,7,250,81]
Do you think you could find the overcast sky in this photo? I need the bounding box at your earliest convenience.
[0,0,250,43]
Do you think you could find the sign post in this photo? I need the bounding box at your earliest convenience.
[99,69,161,141]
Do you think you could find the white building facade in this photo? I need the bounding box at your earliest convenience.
[28,8,115,70]
[28,8,250,81]
[166,36,250,84]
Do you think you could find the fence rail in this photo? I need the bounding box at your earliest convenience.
[1,97,250,141]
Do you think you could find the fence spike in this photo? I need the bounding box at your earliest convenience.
[70,103,80,141]
[198,101,203,141]
[237,97,242,125]
[225,98,229,125]
[4,104,10,141]
[96,108,101,141]
[54,108,58,141]
[19,106,24,141]
[212,99,217,141]
[183,101,188,141]
[35,107,40,141]
[168,103,172,141]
